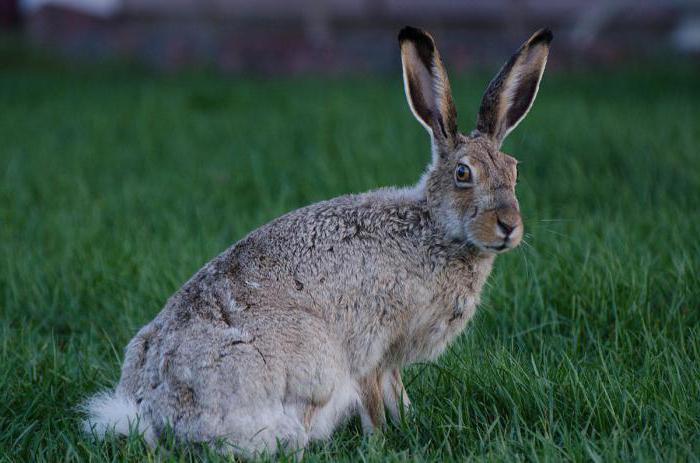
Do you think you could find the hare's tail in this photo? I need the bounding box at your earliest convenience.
[82,390,146,439]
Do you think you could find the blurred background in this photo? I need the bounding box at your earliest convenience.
[2,0,700,73]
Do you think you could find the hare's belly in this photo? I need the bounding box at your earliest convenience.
[303,376,360,441]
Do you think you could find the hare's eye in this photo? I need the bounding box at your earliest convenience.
[455,164,472,186]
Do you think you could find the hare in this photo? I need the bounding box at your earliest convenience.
[83,26,552,456]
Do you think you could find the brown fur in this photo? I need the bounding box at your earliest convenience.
[359,370,386,430]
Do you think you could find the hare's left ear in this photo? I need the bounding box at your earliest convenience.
[399,26,458,149]
[477,28,553,149]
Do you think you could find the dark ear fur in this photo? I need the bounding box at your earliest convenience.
[477,28,552,148]
[399,26,457,147]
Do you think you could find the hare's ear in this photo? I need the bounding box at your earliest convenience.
[476,28,552,148]
[399,26,457,148]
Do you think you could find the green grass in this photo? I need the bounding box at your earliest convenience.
[1,55,699,461]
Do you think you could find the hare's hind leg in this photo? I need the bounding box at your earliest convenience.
[243,308,359,443]
[216,402,308,457]
[140,321,308,456]
[212,307,355,452]
[137,307,353,455]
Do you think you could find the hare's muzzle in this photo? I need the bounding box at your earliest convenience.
[484,206,523,253]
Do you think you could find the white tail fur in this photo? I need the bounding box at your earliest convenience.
[82,390,147,439]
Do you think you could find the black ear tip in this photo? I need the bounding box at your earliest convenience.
[398,26,422,42]
[530,28,554,46]
[398,26,434,49]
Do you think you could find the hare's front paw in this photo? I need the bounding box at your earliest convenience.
[359,368,412,433]
[382,368,411,424]
[359,370,386,434]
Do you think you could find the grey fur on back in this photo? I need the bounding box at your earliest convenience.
[83,26,552,457]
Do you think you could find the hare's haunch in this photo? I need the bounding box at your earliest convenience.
[83,26,552,457]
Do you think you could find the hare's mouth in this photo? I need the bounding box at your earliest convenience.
[483,237,520,253]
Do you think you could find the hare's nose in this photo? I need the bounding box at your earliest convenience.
[496,217,516,237]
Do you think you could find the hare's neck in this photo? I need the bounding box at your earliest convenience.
[442,248,495,291]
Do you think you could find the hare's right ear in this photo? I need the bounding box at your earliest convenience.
[476,28,552,149]
[399,26,457,149]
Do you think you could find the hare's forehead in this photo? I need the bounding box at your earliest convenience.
[459,141,518,173]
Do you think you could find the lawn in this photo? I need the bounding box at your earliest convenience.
[1,54,699,461]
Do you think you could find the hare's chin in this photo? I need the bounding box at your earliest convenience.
[480,240,518,254]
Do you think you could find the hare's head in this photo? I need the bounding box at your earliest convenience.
[399,26,551,254]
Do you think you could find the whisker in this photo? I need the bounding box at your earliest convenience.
[540,229,568,238]
[520,238,535,251]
